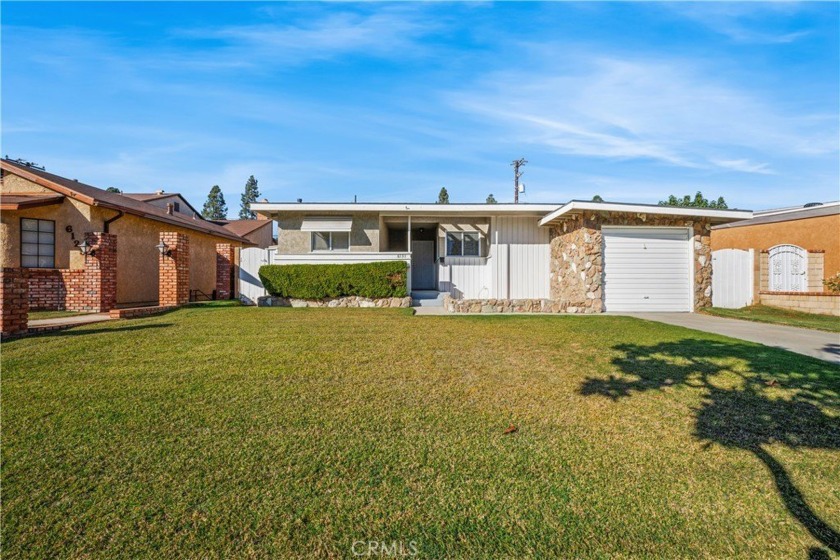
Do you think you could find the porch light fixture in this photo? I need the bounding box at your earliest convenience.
[155,241,172,257]
[78,240,96,257]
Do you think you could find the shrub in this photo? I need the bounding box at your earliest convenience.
[824,272,840,293]
[259,261,408,299]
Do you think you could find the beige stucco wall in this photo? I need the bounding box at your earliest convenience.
[109,214,242,305]
[1,172,243,306]
[243,222,274,248]
[276,212,380,254]
[1,174,100,269]
[712,213,840,279]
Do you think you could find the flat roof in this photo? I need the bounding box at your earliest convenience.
[251,202,561,216]
[713,201,838,230]
[539,200,752,226]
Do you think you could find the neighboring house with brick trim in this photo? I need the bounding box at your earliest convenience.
[0,158,252,308]
[712,201,840,284]
[250,200,751,313]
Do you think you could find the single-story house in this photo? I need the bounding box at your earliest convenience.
[251,200,752,312]
[0,158,253,308]
[712,201,839,292]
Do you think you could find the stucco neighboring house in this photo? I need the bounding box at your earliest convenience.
[211,219,274,248]
[0,158,252,308]
[123,191,203,220]
[251,200,751,313]
[712,201,840,291]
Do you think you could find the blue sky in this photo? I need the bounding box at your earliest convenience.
[2,2,838,214]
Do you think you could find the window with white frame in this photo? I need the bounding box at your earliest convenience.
[311,231,350,252]
[446,231,481,257]
[21,218,56,268]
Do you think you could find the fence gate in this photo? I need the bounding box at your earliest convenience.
[768,244,807,292]
[239,247,271,305]
[712,248,754,308]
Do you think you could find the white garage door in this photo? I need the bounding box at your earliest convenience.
[603,227,692,312]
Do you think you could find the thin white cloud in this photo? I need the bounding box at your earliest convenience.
[447,54,837,170]
[665,3,812,44]
[709,158,776,175]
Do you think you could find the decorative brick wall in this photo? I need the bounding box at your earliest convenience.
[549,212,713,313]
[159,232,190,306]
[215,243,234,300]
[23,232,117,313]
[69,232,117,312]
[1,268,29,337]
[27,269,67,310]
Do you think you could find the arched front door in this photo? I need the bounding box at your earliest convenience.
[768,244,807,292]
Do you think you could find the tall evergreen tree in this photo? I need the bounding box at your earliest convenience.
[202,185,228,220]
[239,175,260,219]
[486,194,498,204]
[592,194,604,202]
[437,187,450,204]
[105,187,122,193]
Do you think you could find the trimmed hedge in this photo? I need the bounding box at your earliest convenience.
[259,261,408,299]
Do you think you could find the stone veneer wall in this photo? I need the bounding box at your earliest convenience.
[549,212,713,312]
[444,295,563,313]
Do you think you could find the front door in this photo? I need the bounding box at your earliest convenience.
[411,240,436,290]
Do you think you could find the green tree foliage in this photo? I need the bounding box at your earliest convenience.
[239,175,260,220]
[105,187,122,193]
[437,187,450,204]
[592,195,604,202]
[659,191,728,209]
[486,194,498,204]
[202,185,228,220]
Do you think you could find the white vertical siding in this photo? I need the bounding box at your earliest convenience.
[712,248,754,308]
[438,257,491,299]
[492,217,550,299]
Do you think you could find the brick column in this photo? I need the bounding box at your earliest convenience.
[159,232,190,306]
[1,268,29,337]
[215,243,235,300]
[808,251,825,292]
[64,232,117,313]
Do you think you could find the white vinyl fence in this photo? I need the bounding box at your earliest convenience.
[239,247,273,305]
[712,248,754,309]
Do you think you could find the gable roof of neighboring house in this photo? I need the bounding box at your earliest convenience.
[209,218,273,237]
[0,159,251,244]
[713,201,839,230]
[122,192,203,218]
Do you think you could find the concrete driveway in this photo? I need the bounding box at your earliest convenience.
[628,313,840,364]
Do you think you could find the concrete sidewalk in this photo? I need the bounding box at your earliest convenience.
[628,312,840,364]
[28,313,113,331]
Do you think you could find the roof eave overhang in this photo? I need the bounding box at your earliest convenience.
[538,201,753,227]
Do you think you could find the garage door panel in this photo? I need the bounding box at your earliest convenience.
[603,227,691,312]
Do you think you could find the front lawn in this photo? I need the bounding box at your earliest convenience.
[3,306,839,558]
[702,304,840,332]
[27,310,92,321]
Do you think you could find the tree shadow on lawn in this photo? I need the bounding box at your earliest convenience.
[580,338,840,555]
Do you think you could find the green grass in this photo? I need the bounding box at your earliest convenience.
[3,306,839,558]
[27,310,92,320]
[702,304,840,333]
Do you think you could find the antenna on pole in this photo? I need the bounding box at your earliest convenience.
[511,158,527,203]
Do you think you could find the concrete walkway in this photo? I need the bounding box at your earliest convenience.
[628,313,840,364]
[28,312,113,330]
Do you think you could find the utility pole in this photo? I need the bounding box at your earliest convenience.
[511,158,527,203]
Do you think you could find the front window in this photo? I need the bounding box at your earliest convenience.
[311,231,350,252]
[446,232,481,257]
[21,218,55,268]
